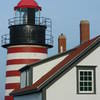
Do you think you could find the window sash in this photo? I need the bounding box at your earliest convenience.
[78,70,94,93]
[20,69,32,88]
[26,70,30,86]
[21,71,26,88]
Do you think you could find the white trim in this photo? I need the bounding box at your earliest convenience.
[7,53,47,60]
[5,89,14,96]
[8,45,47,48]
[6,64,27,71]
[6,77,20,84]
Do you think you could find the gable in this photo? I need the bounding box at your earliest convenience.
[78,46,100,66]
[46,46,100,100]
[32,54,68,83]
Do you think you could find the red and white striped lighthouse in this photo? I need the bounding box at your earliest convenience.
[1,0,53,100]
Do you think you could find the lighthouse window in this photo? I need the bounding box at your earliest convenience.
[20,69,32,88]
[77,66,96,94]
[21,8,28,24]
[15,8,28,24]
[35,11,40,18]
[26,69,31,86]
[20,71,26,88]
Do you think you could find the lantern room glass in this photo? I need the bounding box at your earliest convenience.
[15,8,40,25]
[15,8,28,24]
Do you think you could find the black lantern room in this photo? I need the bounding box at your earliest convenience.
[2,0,53,48]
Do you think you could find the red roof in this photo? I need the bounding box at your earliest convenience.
[11,35,100,96]
[14,0,41,10]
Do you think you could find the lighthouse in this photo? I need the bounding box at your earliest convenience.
[1,0,53,100]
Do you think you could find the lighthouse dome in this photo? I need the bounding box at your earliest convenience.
[14,0,41,10]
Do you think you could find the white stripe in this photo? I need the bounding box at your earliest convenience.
[8,45,46,48]
[5,89,14,96]
[6,77,20,84]
[6,64,27,71]
[7,53,47,60]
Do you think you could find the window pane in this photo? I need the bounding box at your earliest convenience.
[84,87,88,91]
[80,77,84,81]
[80,82,83,86]
[88,87,92,91]
[88,82,92,86]
[26,70,29,86]
[84,77,88,81]
[84,82,88,86]
[21,71,26,88]
[80,72,83,75]
[84,72,88,76]
[80,87,84,91]
[88,72,92,75]
[88,77,92,81]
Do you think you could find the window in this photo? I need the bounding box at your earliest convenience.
[15,8,28,24]
[20,69,32,88]
[20,71,26,88]
[77,66,96,94]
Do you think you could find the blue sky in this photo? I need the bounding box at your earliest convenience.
[0,0,100,99]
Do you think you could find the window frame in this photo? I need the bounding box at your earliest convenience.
[76,66,96,94]
[20,71,27,88]
[20,68,33,88]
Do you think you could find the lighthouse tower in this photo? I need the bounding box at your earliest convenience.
[1,0,53,100]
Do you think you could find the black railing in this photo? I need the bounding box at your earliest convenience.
[1,34,10,46]
[1,33,53,47]
[1,17,53,47]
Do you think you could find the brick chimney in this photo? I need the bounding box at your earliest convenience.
[58,33,66,53]
[80,20,90,44]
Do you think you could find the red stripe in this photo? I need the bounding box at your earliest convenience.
[7,59,40,65]
[6,83,20,89]
[5,96,13,100]
[8,47,47,53]
[6,71,20,77]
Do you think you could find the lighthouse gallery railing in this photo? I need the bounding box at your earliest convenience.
[1,17,53,46]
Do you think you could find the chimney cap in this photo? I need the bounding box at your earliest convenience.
[80,20,89,24]
[58,33,66,39]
